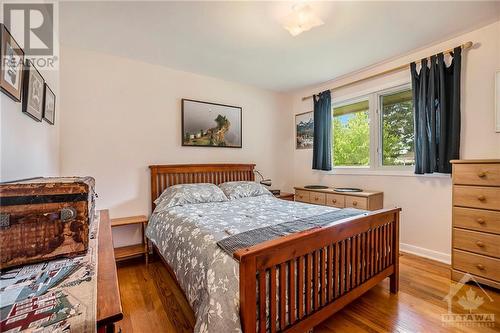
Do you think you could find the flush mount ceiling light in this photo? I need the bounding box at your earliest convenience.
[283,3,324,37]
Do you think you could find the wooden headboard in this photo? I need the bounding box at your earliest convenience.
[149,164,256,210]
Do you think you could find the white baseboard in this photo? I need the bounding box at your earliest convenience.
[400,242,451,265]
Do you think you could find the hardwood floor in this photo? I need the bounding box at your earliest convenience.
[116,252,500,332]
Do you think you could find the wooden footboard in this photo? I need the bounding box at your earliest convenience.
[235,208,400,333]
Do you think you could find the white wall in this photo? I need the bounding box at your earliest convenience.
[0,69,59,182]
[289,21,500,263]
[59,46,291,247]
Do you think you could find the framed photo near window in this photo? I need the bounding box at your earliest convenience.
[182,99,242,148]
[295,111,314,149]
[0,24,24,102]
[43,83,55,125]
[22,59,45,121]
[496,70,500,133]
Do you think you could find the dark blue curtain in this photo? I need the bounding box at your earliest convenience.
[411,47,461,174]
[312,90,332,171]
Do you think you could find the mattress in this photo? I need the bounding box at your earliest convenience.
[145,194,336,333]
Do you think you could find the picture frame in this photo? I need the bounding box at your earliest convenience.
[22,59,45,122]
[0,23,25,102]
[43,83,56,125]
[496,70,500,133]
[295,111,314,149]
[181,99,242,148]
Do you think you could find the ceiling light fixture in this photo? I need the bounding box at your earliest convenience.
[283,4,324,37]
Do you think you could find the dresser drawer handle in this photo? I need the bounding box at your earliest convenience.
[477,218,485,224]
[476,264,485,270]
[352,201,358,206]
[476,241,485,248]
[332,199,337,203]
[477,171,487,178]
[478,195,486,201]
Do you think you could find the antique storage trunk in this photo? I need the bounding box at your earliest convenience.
[0,177,96,269]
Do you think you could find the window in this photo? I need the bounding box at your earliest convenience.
[331,84,415,172]
[380,90,414,166]
[332,100,370,167]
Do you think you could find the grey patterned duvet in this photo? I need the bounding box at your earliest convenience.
[146,195,338,333]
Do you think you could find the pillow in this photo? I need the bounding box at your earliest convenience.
[154,183,228,210]
[219,181,272,200]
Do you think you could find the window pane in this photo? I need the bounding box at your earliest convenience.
[332,100,370,167]
[381,90,414,166]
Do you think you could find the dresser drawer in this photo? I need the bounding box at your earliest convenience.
[453,163,500,186]
[295,190,310,203]
[309,192,326,205]
[453,229,500,258]
[453,249,500,282]
[453,207,500,234]
[326,194,345,208]
[453,186,500,211]
[345,196,368,209]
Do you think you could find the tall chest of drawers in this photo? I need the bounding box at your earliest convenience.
[451,160,500,289]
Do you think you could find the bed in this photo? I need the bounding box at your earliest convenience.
[146,164,400,333]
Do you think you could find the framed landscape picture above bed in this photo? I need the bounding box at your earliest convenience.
[295,111,314,149]
[182,99,242,148]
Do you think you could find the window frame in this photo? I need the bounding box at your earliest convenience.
[330,82,420,176]
[331,95,372,169]
[375,83,414,171]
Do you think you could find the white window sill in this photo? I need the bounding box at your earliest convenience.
[320,168,451,178]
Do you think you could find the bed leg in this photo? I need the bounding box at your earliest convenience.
[390,272,399,293]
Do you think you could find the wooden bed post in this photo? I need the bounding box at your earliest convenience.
[239,256,257,333]
[390,210,400,294]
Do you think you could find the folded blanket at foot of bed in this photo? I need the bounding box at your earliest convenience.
[217,208,367,257]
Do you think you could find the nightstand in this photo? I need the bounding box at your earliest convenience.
[275,192,295,201]
[111,215,149,263]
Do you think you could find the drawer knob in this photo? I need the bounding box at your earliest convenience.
[476,241,485,248]
[478,171,487,178]
[352,201,358,206]
[477,218,485,224]
[332,199,337,203]
[478,195,486,201]
[314,197,319,201]
[476,264,485,270]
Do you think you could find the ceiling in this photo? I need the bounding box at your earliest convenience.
[59,1,500,92]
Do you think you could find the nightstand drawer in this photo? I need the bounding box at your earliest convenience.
[310,192,326,205]
[326,194,345,208]
[453,207,500,234]
[453,249,500,282]
[454,229,500,258]
[295,190,310,203]
[454,163,500,186]
[345,196,368,209]
[453,186,500,211]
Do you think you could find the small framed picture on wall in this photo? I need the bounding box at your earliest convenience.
[22,59,45,121]
[43,83,55,125]
[0,24,24,102]
[295,111,314,149]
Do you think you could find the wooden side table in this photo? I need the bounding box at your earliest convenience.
[111,215,149,263]
[275,192,295,201]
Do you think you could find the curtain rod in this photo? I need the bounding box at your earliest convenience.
[302,41,473,101]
